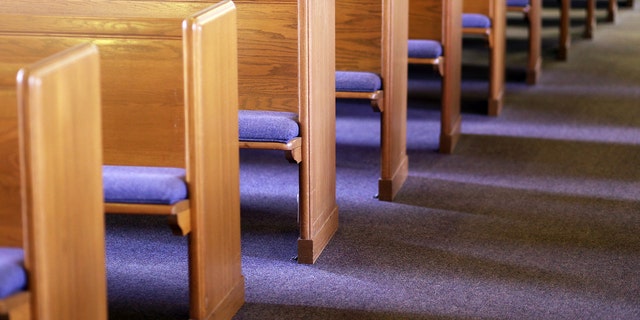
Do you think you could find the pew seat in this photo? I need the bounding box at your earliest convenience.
[462,13,492,29]
[407,39,444,75]
[238,110,302,163]
[0,248,25,300]
[103,166,187,205]
[335,71,384,112]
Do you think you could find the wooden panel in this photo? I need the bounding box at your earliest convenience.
[0,0,219,168]
[235,1,299,112]
[0,88,20,247]
[296,0,339,264]
[335,0,383,73]
[409,0,462,153]
[182,1,244,318]
[378,0,409,200]
[463,0,492,15]
[18,43,107,320]
[409,0,443,42]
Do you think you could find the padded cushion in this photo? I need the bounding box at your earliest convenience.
[103,165,187,205]
[462,13,492,29]
[239,110,299,144]
[0,248,26,299]
[507,0,529,7]
[335,71,382,92]
[408,40,443,59]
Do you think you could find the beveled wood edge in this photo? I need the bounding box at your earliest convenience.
[0,291,30,315]
[104,200,191,235]
[239,137,302,163]
[335,90,384,112]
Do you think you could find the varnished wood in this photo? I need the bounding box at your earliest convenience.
[176,0,339,263]
[335,91,384,112]
[295,0,339,263]
[463,0,506,116]
[335,0,409,201]
[556,0,617,61]
[105,200,191,235]
[182,3,244,317]
[232,0,339,263]
[0,2,244,319]
[239,138,303,163]
[507,0,541,84]
[409,0,463,154]
[0,43,106,320]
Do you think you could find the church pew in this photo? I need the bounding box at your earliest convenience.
[0,1,244,319]
[335,0,409,201]
[234,0,339,264]
[0,43,106,320]
[556,0,618,61]
[147,0,338,264]
[462,0,506,116]
[408,0,463,154]
[506,0,542,84]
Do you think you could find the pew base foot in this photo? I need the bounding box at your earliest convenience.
[526,58,542,85]
[488,96,503,117]
[297,205,339,264]
[192,276,245,320]
[378,154,409,202]
[439,115,462,155]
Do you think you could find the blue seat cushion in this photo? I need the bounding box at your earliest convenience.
[462,13,492,29]
[0,248,26,299]
[335,71,382,92]
[507,0,529,7]
[239,110,299,144]
[103,165,187,205]
[408,40,443,59]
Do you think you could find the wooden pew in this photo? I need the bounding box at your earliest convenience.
[0,43,106,320]
[234,0,339,264]
[144,0,338,263]
[408,0,463,154]
[0,1,244,319]
[462,0,506,116]
[335,0,409,201]
[507,0,542,84]
[556,0,618,60]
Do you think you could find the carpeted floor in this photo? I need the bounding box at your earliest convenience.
[106,3,640,319]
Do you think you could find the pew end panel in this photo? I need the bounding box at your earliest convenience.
[0,42,106,320]
[462,0,506,116]
[507,0,542,85]
[183,2,245,318]
[235,0,338,264]
[409,0,463,154]
[335,0,409,201]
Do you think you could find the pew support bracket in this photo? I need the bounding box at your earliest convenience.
[240,137,302,164]
[104,200,191,236]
